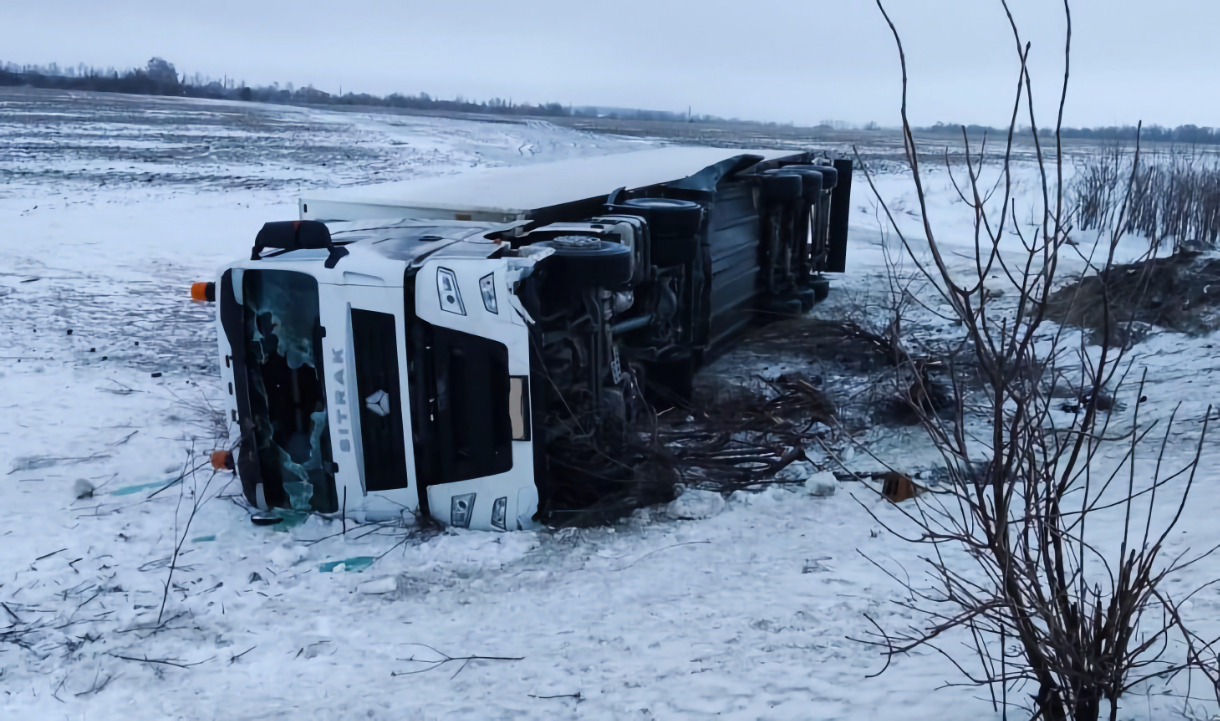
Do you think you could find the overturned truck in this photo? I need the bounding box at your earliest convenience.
[196,147,852,530]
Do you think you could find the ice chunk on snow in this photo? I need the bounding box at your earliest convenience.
[269,543,308,569]
[775,460,814,483]
[358,577,399,595]
[666,488,725,520]
[804,471,838,497]
[728,485,791,508]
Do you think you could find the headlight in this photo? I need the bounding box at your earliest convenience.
[437,268,465,315]
[491,496,508,531]
[450,493,476,528]
[479,272,498,314]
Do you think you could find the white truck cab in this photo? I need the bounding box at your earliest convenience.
[203,147,854,530]
[213,219,547,529]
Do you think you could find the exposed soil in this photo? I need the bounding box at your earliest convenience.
[1047,252,1220,343]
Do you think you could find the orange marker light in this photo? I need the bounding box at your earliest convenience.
[190,282,216,302]
[210,450,234,471]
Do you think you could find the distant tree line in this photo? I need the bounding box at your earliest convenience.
[0,57,576,117]
[1,58,186,98]
[7,58,1215,141]
[0,57,744,124]
[916,120,1220,146]
[0,57,782,126]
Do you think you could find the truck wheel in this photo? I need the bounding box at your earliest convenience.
[761,172,802,202]
[646,355,695,402]
[777,167,824,201]
[785,164,837,190]
[536,235,633,288]
[811,277,831,302]
[798,288,816,312]
[619,198,702,237]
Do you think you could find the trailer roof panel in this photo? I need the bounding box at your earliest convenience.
[300,146,798,220]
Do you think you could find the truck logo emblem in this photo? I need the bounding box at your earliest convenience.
[365,390,390,417]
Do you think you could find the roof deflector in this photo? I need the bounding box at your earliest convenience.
[253,220,350,269]
[668,154,767,193]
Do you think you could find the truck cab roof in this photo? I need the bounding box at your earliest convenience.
[245,218,521,287]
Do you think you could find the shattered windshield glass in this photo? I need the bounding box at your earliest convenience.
[241,269,337,512]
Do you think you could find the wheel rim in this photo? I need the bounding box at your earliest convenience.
[551,235,601,250]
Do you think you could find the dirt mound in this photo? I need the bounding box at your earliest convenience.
[1047,252,1220,342]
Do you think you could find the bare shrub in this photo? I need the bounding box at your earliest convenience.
[856,2,1220,719]
[157,448,227,625]
[1072,145,1220,252]
[1071,143,1128,234]
[545,371,839,527]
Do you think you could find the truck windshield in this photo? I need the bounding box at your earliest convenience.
[240,269,337,512]
[405,276,513,510]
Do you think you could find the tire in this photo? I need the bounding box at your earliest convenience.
[645,355,695,402]
[811,277,831,302]
[619,197,703,237]
[761,171,802,202]
[798,288,816,312]
[777,167,824,202]
[650,234,700,266]
[785,164,837,190]
[765,297,804,316]
[536,235,633,288]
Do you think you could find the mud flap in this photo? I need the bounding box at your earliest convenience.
[826,159,853,273]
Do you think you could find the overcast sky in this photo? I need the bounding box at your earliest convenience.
[3,0,1216,128]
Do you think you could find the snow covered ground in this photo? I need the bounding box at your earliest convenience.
[3,90,1220,720]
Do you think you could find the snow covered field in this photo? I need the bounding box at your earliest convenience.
[3,90,1220,720]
